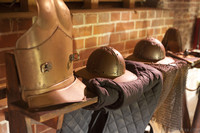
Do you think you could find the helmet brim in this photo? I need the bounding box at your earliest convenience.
[75,67,137,83]
[125,54,175,65]
[27,77,86,109]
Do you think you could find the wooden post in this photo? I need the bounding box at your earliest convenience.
[191,93,200,133]
[5,52,29,133]
[182,91,191,133]
[123,0,135,8]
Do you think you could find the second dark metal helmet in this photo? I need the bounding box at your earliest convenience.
[133,37,166,62]
[86,46,125,78]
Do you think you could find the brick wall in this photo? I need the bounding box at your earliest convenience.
[72,9,174,68]
[163,0,200,50]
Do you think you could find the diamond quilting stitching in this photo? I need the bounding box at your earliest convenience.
[60,109,93,133]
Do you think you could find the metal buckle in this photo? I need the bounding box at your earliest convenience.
[69,53,80,62]
[40,62,52,73]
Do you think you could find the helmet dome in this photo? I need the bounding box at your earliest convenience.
[133,37,166,61]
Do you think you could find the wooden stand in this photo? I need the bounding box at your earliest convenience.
[5,52,98,133]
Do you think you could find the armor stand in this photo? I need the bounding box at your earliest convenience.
[5,52,97,133]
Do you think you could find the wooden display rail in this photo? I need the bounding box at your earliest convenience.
[167,51,200,67]
[9,97,97,123]
[5,52,98,133]
[0,0,28,12]
[81,0,135,9]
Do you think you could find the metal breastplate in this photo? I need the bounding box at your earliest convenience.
[15,27,73,101]
[14,0,74,102]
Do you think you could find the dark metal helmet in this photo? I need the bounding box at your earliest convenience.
[86,46,125,79]
[162,27,182,52]
[76,46,137,82]
[133,37,166,62]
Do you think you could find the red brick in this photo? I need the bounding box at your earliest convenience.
[139,30,147,38]
[94,24,114,35]
[161,27,168,34]
[98,35,110,46]
[152,19,164,27]
[183,13,190,19]
[128,49,133,54]
[0,111,5,121]
[148,11,155,18]
[0,19,11,33]
[154,28,161,35]
[85,13,97,24]
[110,33,120,44]
[0,98,7,108]
[0,33,23,48]
[116,22,134,32]
[72,28,79,38]
[169,11,174,17]
[73,60,87,69]
[121,50,131,58]
[13,18,32,31]
[73,39,84,50]
[120,32,129,41]
[130,31,138,40]
[121,12,130,21]
[131,12,139,20]
[85,37,97,48]
[136,20,150,29]
[0,65,6,79]
[165,19,174,25]
[109,42,125,52]
[111,12,120,21]
[73,26,92,38]
[157,35,163,41]
[79,48,97,60]
[140,12,147,19]
[72,14,84,25]
[147,29,154,36]
[98,13,110,23]
[125,40,139,50]
[156,10,163,18]
[163,11,170,18]
[0,122,8,133]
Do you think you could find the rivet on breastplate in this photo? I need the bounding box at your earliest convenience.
[69,53,80,62]
[40,62,52,73]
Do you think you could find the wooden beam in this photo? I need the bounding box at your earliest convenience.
[10,97,98,123]
[123,0,135,8]
[20,0,29,11]
[84,0,99,9]
[5,52,28,133]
